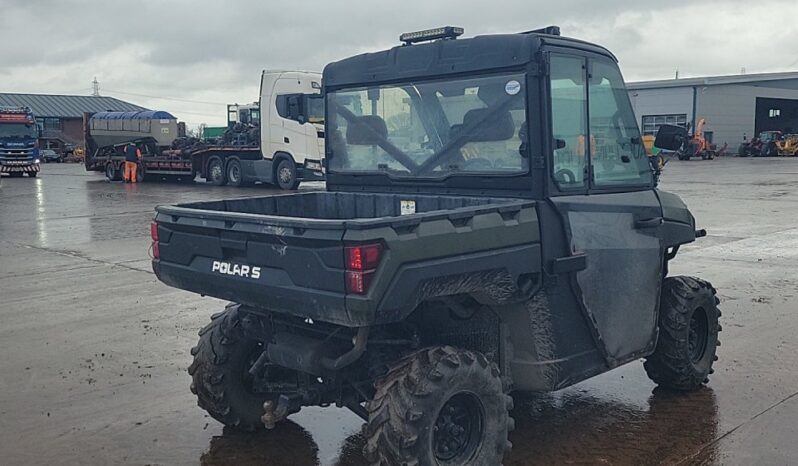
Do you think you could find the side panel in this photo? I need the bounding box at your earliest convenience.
[552,190,664,363]
[345,204,541,325]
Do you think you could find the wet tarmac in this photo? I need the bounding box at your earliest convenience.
[1,160,796,465]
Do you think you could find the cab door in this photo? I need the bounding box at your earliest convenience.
[547,52,665,365]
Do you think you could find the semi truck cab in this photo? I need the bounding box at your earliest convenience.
[0,106,40,178]
[257,70,324,189]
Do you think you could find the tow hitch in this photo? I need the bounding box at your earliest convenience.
[262,394,303,429]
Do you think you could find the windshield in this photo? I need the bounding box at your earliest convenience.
[0,123,37,139]
[326,73,528,178]
[307,95,324,124]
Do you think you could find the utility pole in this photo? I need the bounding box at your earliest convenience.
[92,77,100,96]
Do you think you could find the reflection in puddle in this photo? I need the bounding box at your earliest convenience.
[200,388,718,465]
[201,422,320,465]
[506,387,719,465]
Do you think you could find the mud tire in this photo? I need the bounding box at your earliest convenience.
[188,304,271,431]
[645,276,721,391]
[364,346,513,466]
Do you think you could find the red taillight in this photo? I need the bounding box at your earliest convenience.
[346,244,381,270]
[150,222,160,259]
[344,243,382,294]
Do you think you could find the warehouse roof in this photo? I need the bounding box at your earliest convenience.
[628,71,798,90]
[0,93,148,118]
[91,111,175,120]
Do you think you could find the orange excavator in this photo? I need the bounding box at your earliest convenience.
[677,118,716,160]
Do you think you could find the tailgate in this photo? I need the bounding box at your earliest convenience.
[152,206,350,324]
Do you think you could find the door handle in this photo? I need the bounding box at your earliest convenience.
[634,216,663,229]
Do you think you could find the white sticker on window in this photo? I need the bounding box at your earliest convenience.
[400,200,416,216]
[161,127,170,134]
[505,80,521,95]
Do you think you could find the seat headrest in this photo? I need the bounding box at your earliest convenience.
[458,109,515,142]
[345,115,388,145]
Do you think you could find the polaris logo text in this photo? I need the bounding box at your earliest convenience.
[211,261,261,279]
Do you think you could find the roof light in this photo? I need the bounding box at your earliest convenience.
[521,25,561,36]
[400,26,464,45]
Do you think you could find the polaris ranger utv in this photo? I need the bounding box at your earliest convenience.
[152,26,720,465]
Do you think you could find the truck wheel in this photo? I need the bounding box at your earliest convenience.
[226,159,243,187]
[27,171,38,177]
[105,163,119,181]
[207,157,226,186]
[189,305,286,431]
[364,346,513,465]
[644,276,721,391]
[275,159,299,190]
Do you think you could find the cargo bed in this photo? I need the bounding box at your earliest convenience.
[153,192,540,326]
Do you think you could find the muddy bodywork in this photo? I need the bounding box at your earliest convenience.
[153,187,695,392]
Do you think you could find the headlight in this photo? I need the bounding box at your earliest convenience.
[33,159,40,164]
[305,161,322,171]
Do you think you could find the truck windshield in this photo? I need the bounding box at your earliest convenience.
[326,73,528,178]
[0,124,37,139]
[307,95,324,124]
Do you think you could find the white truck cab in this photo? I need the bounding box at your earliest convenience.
[258,70,324,189]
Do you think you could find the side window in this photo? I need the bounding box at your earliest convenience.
[550,54,587,189]
[275,95,290,119]
[589,60,652,187]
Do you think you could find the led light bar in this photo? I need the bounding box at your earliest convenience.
[400,26,464,45]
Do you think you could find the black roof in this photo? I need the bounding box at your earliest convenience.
[323,31,617,88]
[0,93,147,118]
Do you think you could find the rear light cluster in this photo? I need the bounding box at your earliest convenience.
[344,243,382,294]
[150,222,160,260]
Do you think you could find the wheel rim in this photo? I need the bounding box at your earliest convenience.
[433,392,484,463]
[229,164,240,184]
[210,162,222,181]
[279,166,292,184]
[689,307,709,363]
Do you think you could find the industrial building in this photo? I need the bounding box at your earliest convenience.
[628,71,798,150]
[0,93,147,154]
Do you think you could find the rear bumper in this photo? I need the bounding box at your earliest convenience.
[152,259,353,326]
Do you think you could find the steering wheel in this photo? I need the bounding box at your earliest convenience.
[462,157,494,170]
[555,168,577,184]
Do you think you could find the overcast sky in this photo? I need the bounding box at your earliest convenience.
[3,0,798,127]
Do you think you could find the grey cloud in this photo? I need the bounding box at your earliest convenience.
[0,0,792,126]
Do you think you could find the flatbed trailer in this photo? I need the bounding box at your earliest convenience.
[87,139,271,184]
[84,70,325,188]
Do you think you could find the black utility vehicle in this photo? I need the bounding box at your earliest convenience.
[153,26,720,465]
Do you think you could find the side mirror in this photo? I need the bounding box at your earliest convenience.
[654,124,688,151]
